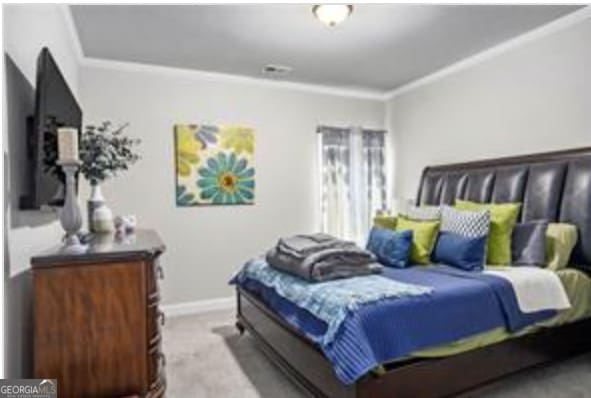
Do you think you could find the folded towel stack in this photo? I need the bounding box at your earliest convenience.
[266,233,381,282]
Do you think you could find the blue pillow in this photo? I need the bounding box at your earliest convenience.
[366,228,413,268]
[434,231,487,271]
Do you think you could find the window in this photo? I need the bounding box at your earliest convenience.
[318,126,387,243]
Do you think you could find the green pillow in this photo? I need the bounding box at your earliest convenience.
[395,217,440,265]
[455,200,521,265]
[373,215,397,230]
[546,223,578,271]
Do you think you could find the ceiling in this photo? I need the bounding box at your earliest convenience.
[70,4,581,93]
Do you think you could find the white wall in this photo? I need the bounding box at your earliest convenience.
[79,63,385,305]
[3,4,80,377]
[387,17,591,200]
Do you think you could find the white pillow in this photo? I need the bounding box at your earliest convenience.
[404,205,441,221]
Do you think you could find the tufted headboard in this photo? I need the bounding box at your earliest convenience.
[416,147,591,271]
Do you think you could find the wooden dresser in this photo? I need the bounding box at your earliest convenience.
[31,229,167,398]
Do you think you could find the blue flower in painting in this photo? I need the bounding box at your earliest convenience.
[176,185,196,206]
[195,125,219,148]
[197,152,255,204]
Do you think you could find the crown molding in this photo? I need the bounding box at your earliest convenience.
[60,4,84,63]
[62,4,590,102]
[61,4,386,100]
[386,5,591,100]
[80,57,389,101]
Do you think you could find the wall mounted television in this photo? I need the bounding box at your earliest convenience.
[21,47,82,209]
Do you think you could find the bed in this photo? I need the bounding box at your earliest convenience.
[234,147,591,398]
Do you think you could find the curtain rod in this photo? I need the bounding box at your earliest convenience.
[316,126,386,134]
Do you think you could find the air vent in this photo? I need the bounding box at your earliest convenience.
[262,64,293,76]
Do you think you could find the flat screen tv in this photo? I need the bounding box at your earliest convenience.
[21,47,82,209]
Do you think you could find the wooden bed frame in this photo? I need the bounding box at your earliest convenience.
[235,147,591,398]
[236,289,591,398]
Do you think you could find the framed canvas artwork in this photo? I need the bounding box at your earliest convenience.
[175,124,255,206]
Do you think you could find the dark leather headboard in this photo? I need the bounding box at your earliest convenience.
[416,147,591,270]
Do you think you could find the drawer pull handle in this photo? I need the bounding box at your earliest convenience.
[156,266,164,280]
[159,353,167,367]
[158,311,166,326]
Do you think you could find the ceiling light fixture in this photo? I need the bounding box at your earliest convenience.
[312,5,353,28]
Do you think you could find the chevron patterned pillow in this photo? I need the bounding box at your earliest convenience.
[441,205,490,238]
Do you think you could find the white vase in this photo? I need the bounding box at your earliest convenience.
[93,205,114,233]
[87,183,105,232]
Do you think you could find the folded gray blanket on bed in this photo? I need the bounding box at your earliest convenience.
[266,233,381,282]
[277,233,355,258]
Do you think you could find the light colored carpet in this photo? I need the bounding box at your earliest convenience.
[162,309,591,398]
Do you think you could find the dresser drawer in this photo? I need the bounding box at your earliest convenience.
[147,259,164,300]
[148,341,165,390]
[146,257,165,396]
[34,261,149,397]
[147,373,166,398]
[148,305,165,342]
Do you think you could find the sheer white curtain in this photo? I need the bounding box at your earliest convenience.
[319,126,387,244]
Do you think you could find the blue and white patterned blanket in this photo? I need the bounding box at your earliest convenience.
[231,258,433,345]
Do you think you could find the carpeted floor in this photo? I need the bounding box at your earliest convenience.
[162,309,591,398]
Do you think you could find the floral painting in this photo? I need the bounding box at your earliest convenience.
[174,124,255,206]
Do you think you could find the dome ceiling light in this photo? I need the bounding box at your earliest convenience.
[312,5,353,28]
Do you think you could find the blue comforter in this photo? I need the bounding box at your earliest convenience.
[233,259,432,345]
[231,263,556,385]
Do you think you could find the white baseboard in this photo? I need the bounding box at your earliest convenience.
[161,296,235,318]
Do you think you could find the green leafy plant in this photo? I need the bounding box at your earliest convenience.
[80,121,141,186]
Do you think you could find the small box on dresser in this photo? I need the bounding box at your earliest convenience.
[31,229,167,398]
